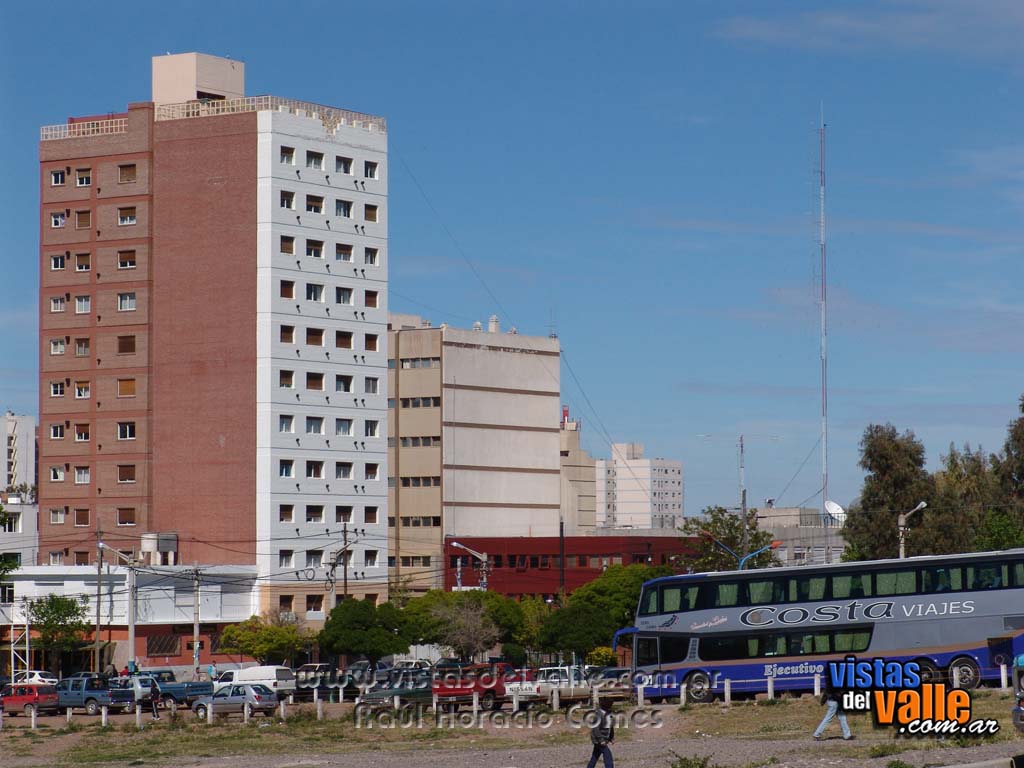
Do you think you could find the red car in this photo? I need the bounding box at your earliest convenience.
[0,683,60,716]
[432,662,518,711]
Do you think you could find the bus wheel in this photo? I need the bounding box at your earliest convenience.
[684,671,714,704]
[948,657,980,689]
[915,659,941,684]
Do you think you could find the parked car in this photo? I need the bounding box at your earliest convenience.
[13,670,59,686]
[344,660,391,687]
[55,677,134,715]
[215,666,296,700]
[588,667,634,699]
[192,684,278,720]
[61,671,107,681]
[361,669,433,709]
[294,664,343,700]
[392,659,431,672]
[134,669,214,708]
[0,683,60,715]
[507,666,594,706]
[432,662,514,711]
[109,675,158,707]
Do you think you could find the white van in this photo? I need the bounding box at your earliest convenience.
[214,666,296,698]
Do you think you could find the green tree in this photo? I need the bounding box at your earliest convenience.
[319,599,409,664]
[218,613,312,665]
[680,506,777,572]
[401,590,525,648]
[974,506,1024,551]
[993,395,1024,500]
[915,443,999,554]
[585,646,618,667]
[28,595,89,675]
[513,596,551,649]
[538,601,609,657]
[430,599,499,660]
[842,424,936,560]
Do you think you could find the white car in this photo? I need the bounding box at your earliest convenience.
[14,670,59,686]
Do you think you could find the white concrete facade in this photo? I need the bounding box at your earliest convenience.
[0,495,38,568]
[3,412,36,491]
[255,110,389,619]
[596,443,683,529]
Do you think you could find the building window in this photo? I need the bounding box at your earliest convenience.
[77,210,92,229]
[76,168,91,187]
[118,207,137,225]
[50,254,65,270]
[364,377,379,394]
[364,204,378,223]
[336,287,352,305]
[74,508,90,527]
[281,235,295,255]
[117,335,136,354]
[75,466,90,485]
[305,195,323,214]
[50,508,66,525]
[305,505,324,523]
[50,466,65,482]
[306,460,324,479]
[306,594,324,613]
[50,424,64,439]
[118,164,137,183]
[50,381,64,397]
[306,551,323,568]
[364,247,378,266]
[280,280,295,299]
[118,292,137,311]
[335,375,353,393]
[335,199,352,218]
[335,418,352,436]
[364,550,378,567]
[306,372,324,391]
[117,508,136,526]
[75,381,91,399]
[336,243,353,262]
[117,465,136,483]
[50,297,66,313]
[51,170,66,186]
[75,295,91,314]
[49,552,64,565]
[75,253,90,272]
[306,151,324,170]
[50,339,65,355]
[279,594,294,612]
[280,190,295,209]
[365,334,378,352]
[117,421,136,440]
[279,459,294,478]
[305,416,324,435]
[335,462,353,479]
[280,325,295,343]
[75,338,89,356]
[118,250,137,269]
[364,161,378,179]
[365,290,379,309]
[305,327,324,346]
[306,239,324,258]
[336,156,352,174]
[279,550,293,568]
[280,370,294,388]
[305,283,324,302]
[279,504,294,522]
[280,146,295,164]
[117,378,136,398]
[279,414,294,433]
[336,505,353,523]
[364,420,379,438]
[75,424,90,442]
[335,331,353,349]
[365,463,379,481]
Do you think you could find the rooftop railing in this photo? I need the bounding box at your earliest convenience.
[40,118,128,141]
[154,95,386,134]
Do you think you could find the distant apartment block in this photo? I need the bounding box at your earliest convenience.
[3,412,36,491]
[559,407,596,534]
[596,443,683,530]
[387,314,561,593]
[37,52,388,630]
[0,491,38,570]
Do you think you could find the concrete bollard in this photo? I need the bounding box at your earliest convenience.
[101,705,109,727]
[432,693,438,712]
[552,687,559,709]
[316,699,325,721]
[1001,663,1009,691]
[243,703,250,724]
[724,679,732,705]
[279,699,287,719]
[636,685,645,706]
[394,695,401,710]
[66,707,73,724]
[207,702,214,725]
[472,691,479,715]
[953,666,961,689]
[592,687,599,706]
[512,691,520,711]
[680,684,687,706]
[288,693,294,705]
[313,687,319,704]
[767,675,775,700]
[135,704,143,729]
[813,673,821,698]
[0,708,4,731]
[338,687,344,704]
[30,705,37,730]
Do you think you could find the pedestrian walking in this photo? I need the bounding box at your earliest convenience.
[191,667,202,682]
[813,675,852,740]
[104,662,117,678]
[586,698,615,768]
[208,662,218,681]
[120,665,130,677]
[148,678,161,720]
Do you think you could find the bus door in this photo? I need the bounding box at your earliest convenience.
[633,634,682,699]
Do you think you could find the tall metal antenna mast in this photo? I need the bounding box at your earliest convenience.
[818,111,828,523]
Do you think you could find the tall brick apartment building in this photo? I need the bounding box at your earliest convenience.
[37,53,389,617]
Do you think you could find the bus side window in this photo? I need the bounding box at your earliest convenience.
[875,569,916,596]
[639,587,659,616]
[661,586,682,613]
[789,576,827,603]
[763,634,786,657]
[922,566,962,593]
[833,629,871,653]
[1014,562,1024,588]
[660,635,690,664]
[712,582,740,608]
[832,574,871,599]
[968,564,1007,591]
[747,579,776,605]
[636,637,658,667]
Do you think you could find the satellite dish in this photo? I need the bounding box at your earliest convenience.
[824,500,846,526]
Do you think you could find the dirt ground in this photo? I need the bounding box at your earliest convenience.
[1,693,1022,768]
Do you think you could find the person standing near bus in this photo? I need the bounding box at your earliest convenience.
[586,698,615,768]
[813,675,852,741]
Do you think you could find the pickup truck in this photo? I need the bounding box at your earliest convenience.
[55,677,133,715]
[124,670,213,709]
[432,662,514,711]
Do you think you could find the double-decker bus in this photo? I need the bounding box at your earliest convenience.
[627,549,1024,703]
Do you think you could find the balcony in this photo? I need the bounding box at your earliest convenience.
[40,118,128,141]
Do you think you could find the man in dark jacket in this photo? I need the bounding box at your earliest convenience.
[813,675,851,740]
[587,698,615,768]
[148,679,161,720]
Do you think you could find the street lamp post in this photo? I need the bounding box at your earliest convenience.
[701,530,781,570]
[897,501,928,559]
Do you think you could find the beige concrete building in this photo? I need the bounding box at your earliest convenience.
[559,408,596,534]
[596,443,683,530]
[755,505,847,565]
[387,314,561,594]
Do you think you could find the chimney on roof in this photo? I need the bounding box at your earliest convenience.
[472,321,483,331]
[488,315,499,333]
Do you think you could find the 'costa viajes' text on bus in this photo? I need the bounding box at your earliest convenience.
[626,549,1024,702]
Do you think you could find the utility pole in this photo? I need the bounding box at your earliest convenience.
[192,565,201,672]
[94,526,103,673]
[819,114,829,523]
[98,543,137,673]
[342,522,349,601]
[739,436,749,556]
[558,515,565,595]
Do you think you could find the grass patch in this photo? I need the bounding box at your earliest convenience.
[885,761,913,768]
[669,753,727,768]
[869,743,904,758]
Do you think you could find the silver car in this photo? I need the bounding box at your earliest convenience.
[192,684,277,719]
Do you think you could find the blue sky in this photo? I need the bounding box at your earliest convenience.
[2,1,1023,517]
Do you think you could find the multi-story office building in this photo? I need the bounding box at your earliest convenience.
[3,412,36,491]
[387,314,561,594]
[37,53,388,627]
[596,443,683,530]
